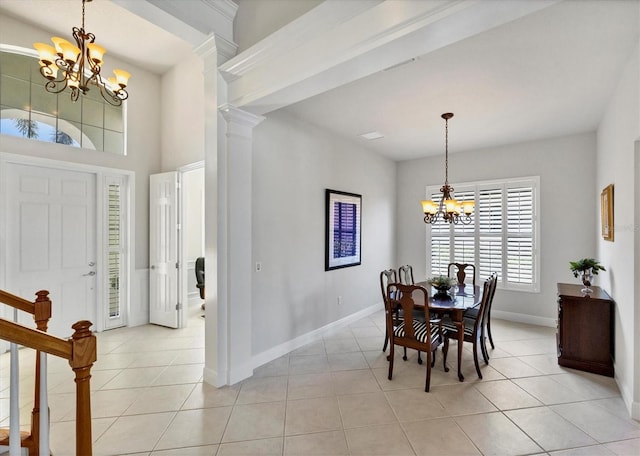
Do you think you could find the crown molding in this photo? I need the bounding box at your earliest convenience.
[202,0,239,22]
[141,0,237,44]
[215,35,239,65]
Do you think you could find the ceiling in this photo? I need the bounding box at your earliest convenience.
[283,0,640,161]
[0,1,637,162]
[0,0,194,74]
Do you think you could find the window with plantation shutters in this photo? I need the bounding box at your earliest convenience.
[108,183,121,318]
[426,177,539,292]
[104,174,128,329]
[506,185,534,284]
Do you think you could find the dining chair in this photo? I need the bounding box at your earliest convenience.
[479,273,498,359]
[195,257,205,299]
[379,269,399,353]
[442,273,497,379]
[462,271,497,352]
[398,264,415,285]
[385,283,448,392]
[448,262,476,286]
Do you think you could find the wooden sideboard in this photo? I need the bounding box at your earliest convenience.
[556,283,614,377]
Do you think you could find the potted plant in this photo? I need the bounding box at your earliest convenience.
[569,258,605,293]
[426,275,457,296]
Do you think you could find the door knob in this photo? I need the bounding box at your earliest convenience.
[83,271,96,276]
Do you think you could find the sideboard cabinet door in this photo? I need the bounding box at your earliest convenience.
[556,283,614,377]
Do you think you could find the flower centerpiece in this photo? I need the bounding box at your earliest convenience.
[426,275,457,296]
[569,258,605,294]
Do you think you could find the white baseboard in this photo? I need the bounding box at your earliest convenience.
[203,365,227,388]
[616,372,639,420]
[229,360,255,385]
[492,310,556,328]
[252,304,379,371]
[632,400,640,421]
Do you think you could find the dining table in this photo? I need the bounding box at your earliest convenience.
[413,282,483,382]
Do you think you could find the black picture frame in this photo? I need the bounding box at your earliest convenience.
[325,189,362,271]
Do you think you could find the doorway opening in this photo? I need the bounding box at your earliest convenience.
[149,161,204,329]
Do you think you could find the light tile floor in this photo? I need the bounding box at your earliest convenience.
[1,311,640,455]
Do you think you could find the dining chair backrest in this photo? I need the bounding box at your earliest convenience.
[468,276,493,334]
[385,283,431,343]
[379,269,397,305]
[398,265,415,285]
[441,274,496,379]
[448,262,477,286]
[481,272,498,329]
[384,282,446,392]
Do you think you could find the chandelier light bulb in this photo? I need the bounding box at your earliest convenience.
[33,43,57,65]
[50,37,70,54]
[112,69,131,88]
[87,43,105,64]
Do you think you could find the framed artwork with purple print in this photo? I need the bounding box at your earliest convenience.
[325,189,362,271]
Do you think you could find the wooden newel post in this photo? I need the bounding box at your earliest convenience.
[70,320,97,456]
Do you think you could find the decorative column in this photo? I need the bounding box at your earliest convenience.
[218,103,264,384]
[194,36,224,387]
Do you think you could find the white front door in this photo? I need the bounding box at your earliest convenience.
[149,172,179,328]
[5,163,97,338]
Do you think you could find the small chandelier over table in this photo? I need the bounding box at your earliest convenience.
[33,0,130,106]
[421,113,475,225]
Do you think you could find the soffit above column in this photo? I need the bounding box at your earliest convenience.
[219,0,561,115]
[220,104,266,130]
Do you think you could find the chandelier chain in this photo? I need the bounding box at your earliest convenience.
[421,112,475,225]
[444,115,449,185]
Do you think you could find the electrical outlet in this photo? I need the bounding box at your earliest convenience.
[337,295,343,305]
[255,262,262,272]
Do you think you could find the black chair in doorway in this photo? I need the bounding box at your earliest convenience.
[195,257,205,310]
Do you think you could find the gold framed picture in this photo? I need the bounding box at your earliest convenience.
[601,184,614,241]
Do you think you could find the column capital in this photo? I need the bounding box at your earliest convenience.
[219,104,265,129]
[194,34,238,70]
[194,35,217,73]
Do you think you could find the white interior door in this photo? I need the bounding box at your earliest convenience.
[149,172,179,328]
[5,163,97,338]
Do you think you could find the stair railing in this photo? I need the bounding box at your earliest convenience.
[0,289,96,456]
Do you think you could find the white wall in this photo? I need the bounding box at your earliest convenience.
[596,34,640,418]
[397,132,598,325]
[0,13,162,271]
[160,53,205,171]
[251,109,396,353]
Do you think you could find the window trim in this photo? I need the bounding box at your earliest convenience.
[425,176,540,293]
